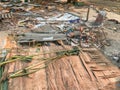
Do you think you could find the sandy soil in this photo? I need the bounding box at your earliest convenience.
[88,0,120,14]
[87,0,120,66]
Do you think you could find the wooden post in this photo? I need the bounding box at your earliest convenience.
[86,6,90,22]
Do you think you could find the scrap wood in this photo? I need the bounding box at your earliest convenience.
[68,56,98,89]
[8,56,58,78]
[81,52,91,63]
[88,63,98,68]
[5,47,79,79]
[88,61,110,71]
[48,45,98,89]
[90,65,108,71]
[17,33,67,42]
[93,71,104,88]
[96,70,119,87]
[91,68,107,71]
[79,52,95,81]
[88,53,100,59]
[82,48,97,51]
[93,71,110,88]
[57,40,68,49]
[101,74,120,79]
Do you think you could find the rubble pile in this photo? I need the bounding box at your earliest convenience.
[0,2,108,49]
[0,1,120,90]
[0,1,119,58]
[1,1,119,63]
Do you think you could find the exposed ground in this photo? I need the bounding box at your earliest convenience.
[86,0,120,67]
[88,0,120,14]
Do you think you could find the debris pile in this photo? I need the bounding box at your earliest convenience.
[0,1,120,90]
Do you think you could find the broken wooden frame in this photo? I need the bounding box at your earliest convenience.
[17,32,67,43]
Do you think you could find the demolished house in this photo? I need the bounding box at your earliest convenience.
[0,0,120,90]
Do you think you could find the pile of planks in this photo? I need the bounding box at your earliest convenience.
[4,43,120,90]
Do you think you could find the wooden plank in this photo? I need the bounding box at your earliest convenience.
[93,71,111,89]
[8,46,48,90]
[47,44,62,90]
[44,45,58,90]
[58,57,80,90]
[6,42,120,90]
[82,52,91,63]
[82,48,97,51]
[79,53,95,81]
[55,45,80,90]
[30,46,47,90]
[69,56,98,90]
